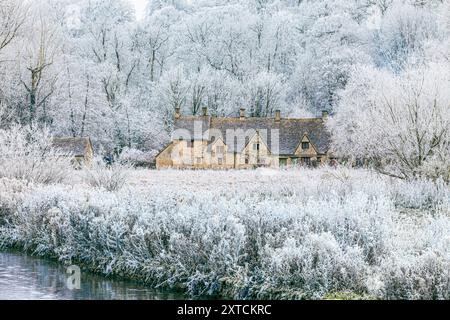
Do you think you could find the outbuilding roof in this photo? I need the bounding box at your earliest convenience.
[51,137,92,157]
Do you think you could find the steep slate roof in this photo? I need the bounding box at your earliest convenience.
[278,119,330,155]
[173,115,330,155]
[51,137,92,157]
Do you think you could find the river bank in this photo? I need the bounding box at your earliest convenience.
[0,250,188,300]
[1,170,449,299]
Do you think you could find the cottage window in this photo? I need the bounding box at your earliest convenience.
[244,156,249,164]
[291,158,299,165]
[253,143,260,151]
[216,146,224,154]
[301,157,311,166]
[302,142,309,150]
[218,157,223,165]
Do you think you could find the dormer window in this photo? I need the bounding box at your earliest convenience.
[302,142,309,150]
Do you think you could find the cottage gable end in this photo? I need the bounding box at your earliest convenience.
[294,133,319,156]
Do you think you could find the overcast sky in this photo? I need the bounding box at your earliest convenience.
[129,0,148,20]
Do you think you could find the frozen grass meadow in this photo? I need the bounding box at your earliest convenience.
[0,167,449,299]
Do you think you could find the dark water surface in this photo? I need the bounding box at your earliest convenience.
[0,251,186,300]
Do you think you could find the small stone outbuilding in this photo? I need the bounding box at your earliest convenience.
[52,137,94,167]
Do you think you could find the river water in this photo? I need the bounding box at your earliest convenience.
[0,251,186,300]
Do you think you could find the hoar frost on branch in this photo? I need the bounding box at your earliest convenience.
[0,125,72,184]
[329,61,450,181]
[3,0,448,156]
[0,169,448,299]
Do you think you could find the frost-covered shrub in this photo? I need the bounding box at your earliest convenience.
[158,209,246,295]
[373,214,450,299]
[418,156,450,184]
[0,169,448,299]
[0,178,29,227]
[330,62,450,182]
[82,158,131,191]
[260,234,368,299]
[378,251,450,299]
[0,126,72,184]
[118,147,157,167]
[391,178,450,210]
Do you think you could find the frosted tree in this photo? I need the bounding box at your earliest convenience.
[146,0,190,14]
[74,0,146,151]
[329,61,450,181]
[202,68,242,116]
[16,2,63,126]
[244,71,286,117]
[140,6,180,82]
[368,0,394,15]
[51,54,115,145]
[152,65,189,130]
[0,125,72,183]
[184,5,256,79]
[251,10,300,75]
[374,2,441,71]
[77,0,136,107]
[0,0,27,55]
[285,0,369,112]
[1,0,449,157]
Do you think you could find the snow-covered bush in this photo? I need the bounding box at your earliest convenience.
[0,169,448,299]
[390,178,450,210]
[118,147,157,167]
[330,62,450,182]
[82,158,131,191]
[261,234,368,299]
[0,178,29,227]
[375,215,450,299]
[378,250,450,299]
[0,126,72,184]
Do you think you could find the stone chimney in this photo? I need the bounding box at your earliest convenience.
[239,108,246,119]
[202,106,208,116]
[275,110,281,122]
[175,107,181,119]
[322,110,329,121]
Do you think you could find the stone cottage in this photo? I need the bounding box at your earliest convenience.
[155,107,332,169]
[52,137,94,167]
